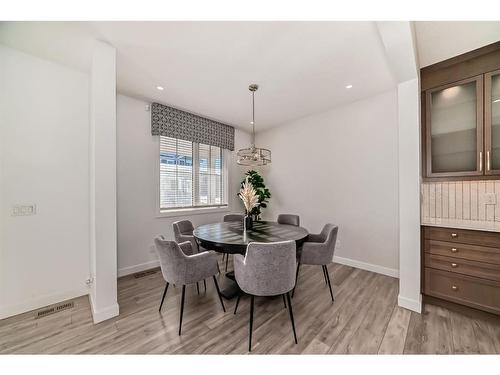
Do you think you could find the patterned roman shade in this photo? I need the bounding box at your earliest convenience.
[151,102,235,151]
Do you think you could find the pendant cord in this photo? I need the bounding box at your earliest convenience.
[237,84,270,165]
[252,90,255,147]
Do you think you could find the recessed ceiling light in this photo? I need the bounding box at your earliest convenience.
[156,86,164,91]
[345,84,353,89]
[250,121,254,125]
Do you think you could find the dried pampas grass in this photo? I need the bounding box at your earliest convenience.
[239,177,259,214]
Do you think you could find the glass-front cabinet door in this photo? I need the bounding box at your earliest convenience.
[425,75,484,177]
[485,69,500,175]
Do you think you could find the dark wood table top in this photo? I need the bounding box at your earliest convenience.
[193,221,309,254]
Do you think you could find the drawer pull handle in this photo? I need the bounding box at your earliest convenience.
[451,233,458,238]
[451,263,458,268]
[451,247,458,253]
[451,285,458,291]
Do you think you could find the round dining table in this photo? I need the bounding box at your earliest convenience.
[193,220,309,299]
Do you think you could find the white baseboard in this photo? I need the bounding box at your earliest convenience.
[0,287,89,320]
[118,259,160,277]
[333,255,399,278]
[398,294,422,313]
[89,294,120,323]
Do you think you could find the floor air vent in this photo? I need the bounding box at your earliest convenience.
[134,269,158,278]
[35,301,74,319]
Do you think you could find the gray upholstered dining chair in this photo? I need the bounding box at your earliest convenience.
[173,220,199,252]
[172,220,207,293]
[222,214,245,271]
[277,214,300,226]
[293,224,338,302]
[154,236,226,335]
[233,240,298,352]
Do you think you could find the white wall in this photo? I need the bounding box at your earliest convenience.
[116,94,250,276]
[397,78,422,312]
[0,45,91,318]
[88,41,119,323]
[255,90,400,276]
[377,21,422,313]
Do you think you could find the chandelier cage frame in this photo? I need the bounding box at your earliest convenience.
[236,84,272,166]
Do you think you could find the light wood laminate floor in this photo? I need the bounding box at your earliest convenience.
[2,260,500,354]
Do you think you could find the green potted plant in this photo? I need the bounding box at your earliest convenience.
[240,170,271,221]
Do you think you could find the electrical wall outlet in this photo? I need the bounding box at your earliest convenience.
[12,204,37,216]
[486,193,496,205]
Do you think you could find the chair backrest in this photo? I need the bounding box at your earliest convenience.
[173,220,194,239]
[238,240,296,296]
[154,235,186,284]
[223,214,244,222]
[172,220,201,254]
[277,214,300,226]
[319,224,338,259]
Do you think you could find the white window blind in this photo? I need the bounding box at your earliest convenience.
[160,136,227,210]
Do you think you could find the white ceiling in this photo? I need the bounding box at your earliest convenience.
[0,21,396,131]
[415,21,500,68]
[2,22,500,129]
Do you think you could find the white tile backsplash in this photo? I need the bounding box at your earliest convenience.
[421,180,500,222]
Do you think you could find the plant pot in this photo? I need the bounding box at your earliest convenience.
[244,215,253,230]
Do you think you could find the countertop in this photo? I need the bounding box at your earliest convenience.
[421,218,500,233]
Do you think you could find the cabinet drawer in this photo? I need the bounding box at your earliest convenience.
[424,239,500,265]
[423,226,500,247]
[424,268,500,315]
[424,253,500,282]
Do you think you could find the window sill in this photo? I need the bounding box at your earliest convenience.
[156,206,231,218]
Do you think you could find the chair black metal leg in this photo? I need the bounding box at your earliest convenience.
[196,281,200,295]
[249,295,255,352]
[282,294,287,309]
[203,279,207,292]
[234,293,241,314]
[324,265,334,302]
[322,265,328,285]
[292,263,301,298]
[159,282,169,312]
[225,254,229,272]
[179,285,186,336]
[212,275,226,312]
[286,292,298,344]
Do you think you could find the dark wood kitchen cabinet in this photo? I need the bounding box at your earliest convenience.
[422,42,500,180]
[485,68,500,175]
[422,225,500,315]
[424,75,483,178]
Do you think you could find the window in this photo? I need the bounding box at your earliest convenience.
[159,136,227,210]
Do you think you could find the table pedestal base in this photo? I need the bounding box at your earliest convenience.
[219,271,241,300]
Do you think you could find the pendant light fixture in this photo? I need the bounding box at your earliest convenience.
[237,84,271,166]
